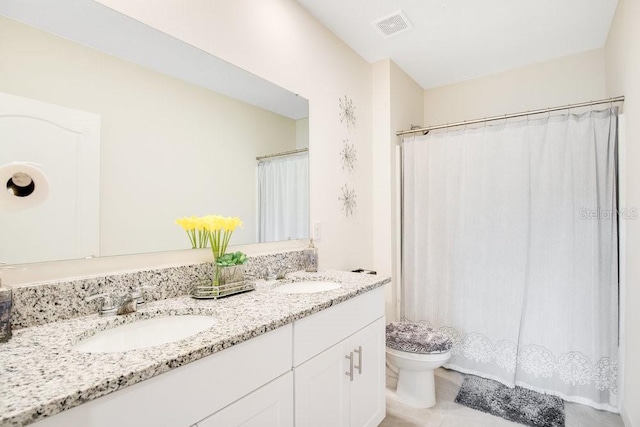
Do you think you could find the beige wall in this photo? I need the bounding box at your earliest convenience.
[424,48,607,126]
[605,1,640,425]
[372,59,424,320]
[372,60,393,317]
[0,16,297,257]
[295,118,310,149]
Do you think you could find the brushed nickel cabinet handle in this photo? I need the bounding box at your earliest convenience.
[345,352,354,381]
[354,346,362,374]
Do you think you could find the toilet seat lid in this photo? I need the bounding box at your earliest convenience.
[385,321,453,354]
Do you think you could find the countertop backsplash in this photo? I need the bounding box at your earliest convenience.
[11,249,308,329]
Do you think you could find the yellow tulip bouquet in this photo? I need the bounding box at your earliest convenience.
[175,216,209,249]
[175,215,245,263]
[201,215,244,262]
[176,215,249,297]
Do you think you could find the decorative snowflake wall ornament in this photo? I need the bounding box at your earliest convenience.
[338,184,357,217]
[338,95,356,130]
[340,140,357,171]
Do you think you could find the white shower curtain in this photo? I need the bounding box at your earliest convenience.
[403,109,618,410]
[257,152,309,242]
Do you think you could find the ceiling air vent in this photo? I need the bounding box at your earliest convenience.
[372,11,412,38]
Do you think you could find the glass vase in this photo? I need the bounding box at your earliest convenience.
[214,264,245,286]
[190,263,252,299]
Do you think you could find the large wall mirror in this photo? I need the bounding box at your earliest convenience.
[0,0,310,265]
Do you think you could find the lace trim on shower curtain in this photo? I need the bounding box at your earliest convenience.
[419,322,618,394]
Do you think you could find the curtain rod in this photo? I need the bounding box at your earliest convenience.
[256,148,308,161]
[396,96,625,137]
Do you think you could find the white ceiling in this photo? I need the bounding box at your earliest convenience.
[296,0,619,89]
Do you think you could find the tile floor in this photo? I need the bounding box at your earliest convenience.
[381,367,624,427]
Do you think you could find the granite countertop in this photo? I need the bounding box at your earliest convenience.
[0,270,389,426]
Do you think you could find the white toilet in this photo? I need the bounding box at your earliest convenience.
[386,322,452,408]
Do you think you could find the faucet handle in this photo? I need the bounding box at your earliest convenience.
[263,267,276,281]
[131,283,157,305]
[85,293,108,302]
[85,293,117,316]
[276,265,294,280]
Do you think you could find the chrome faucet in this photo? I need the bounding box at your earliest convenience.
[116,295,137,315]
[131,283,157,305]
[276,265,295,280]
[263,267,276,280]
[86,292,137,316]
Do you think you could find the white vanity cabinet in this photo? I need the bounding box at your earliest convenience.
[30,286,386,427]
[293,287,386,427]
[33,325,293,427]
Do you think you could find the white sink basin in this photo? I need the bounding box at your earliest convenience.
[73,315,217,353]
[274,281,341,294]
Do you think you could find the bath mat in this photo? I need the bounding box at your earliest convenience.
[454,375,565,427]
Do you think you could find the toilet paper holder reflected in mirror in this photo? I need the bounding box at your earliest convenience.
[6,172,36,197]
[0,162,50,211]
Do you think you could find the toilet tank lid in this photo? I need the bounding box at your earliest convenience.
[386,321,453,354]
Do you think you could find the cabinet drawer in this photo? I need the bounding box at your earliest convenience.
[293,287,384,366]
[34,324,293,427]
[198,372,293,427]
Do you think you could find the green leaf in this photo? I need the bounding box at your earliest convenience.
[214,251,248,266]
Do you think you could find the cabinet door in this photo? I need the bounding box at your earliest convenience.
[348,317,386,427]
[198,372,293,427]
[294,341,350,427]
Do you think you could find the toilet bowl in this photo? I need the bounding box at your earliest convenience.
[386,322,453,408]
[386,346,451,408]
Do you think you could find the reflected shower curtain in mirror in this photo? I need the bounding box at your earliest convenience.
[257,152,309,242]
[402,109,619,411]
